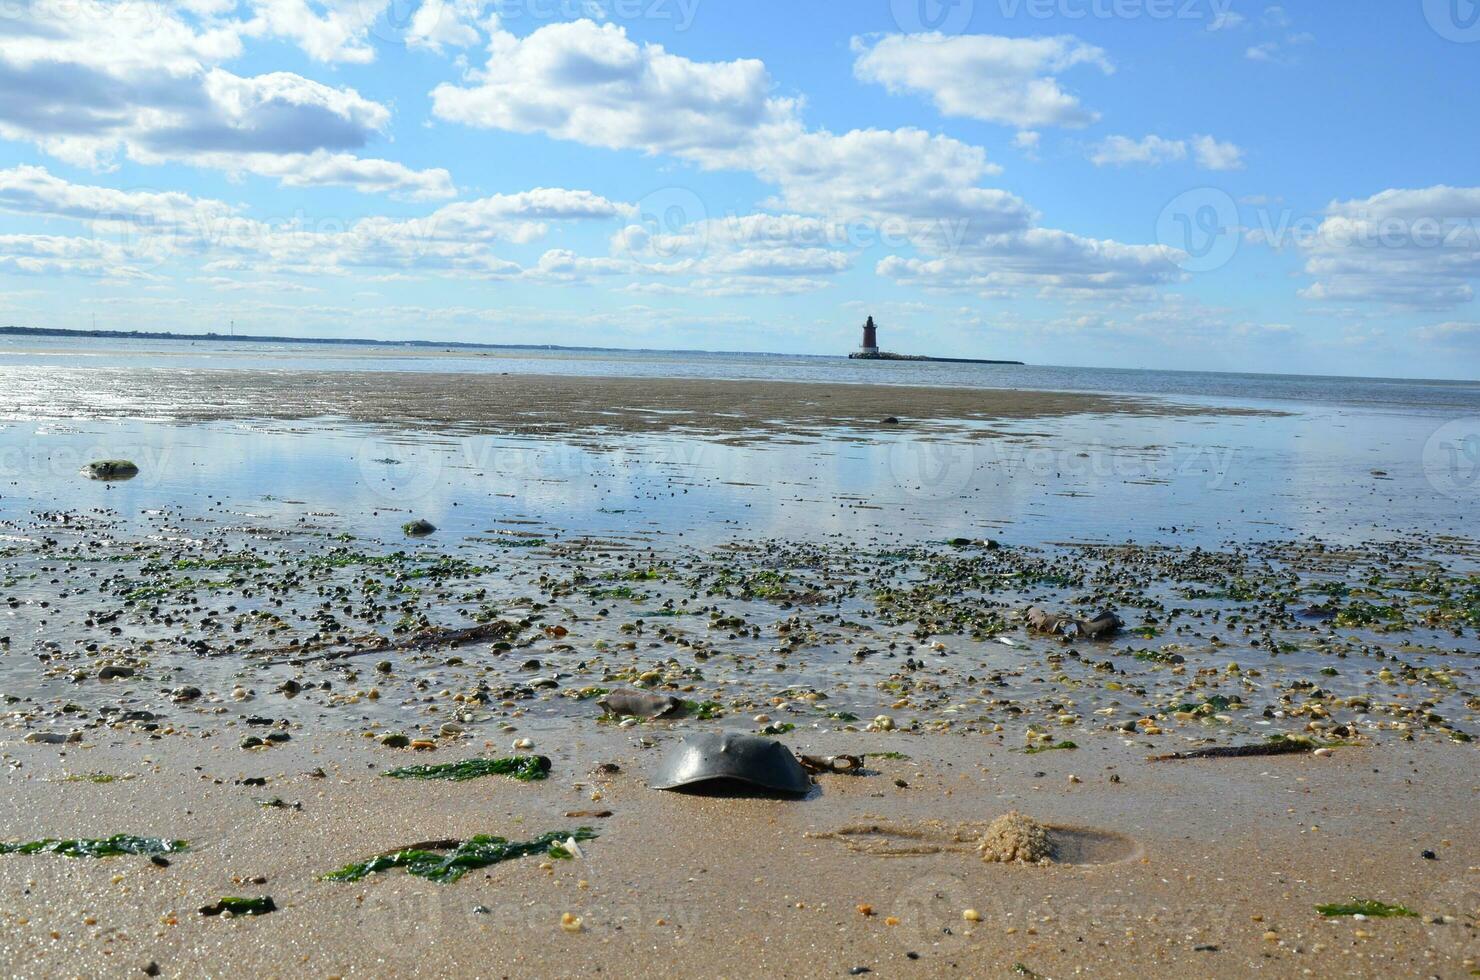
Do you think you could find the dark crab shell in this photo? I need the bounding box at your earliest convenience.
[651,731,810,795]
[597,688,680,719]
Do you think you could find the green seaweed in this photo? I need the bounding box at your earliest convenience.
[200,896,277,917]
[1315,899,1418,918]
[1023,740,1078,754]
[322,829,596,884]
[56,772,129,784]
[0,835,186,858]
[382,756,551,782]
[678,699,725,720]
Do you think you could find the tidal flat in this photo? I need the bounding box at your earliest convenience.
[0,361,1476,976]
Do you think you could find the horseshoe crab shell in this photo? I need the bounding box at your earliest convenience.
[597,688,680,719]
[651,731,810,795]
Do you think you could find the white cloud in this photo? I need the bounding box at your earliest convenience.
[0,1,451,197]
[1298,186,1480,309]
[431,18,1180,301]
[851,33,1111,129]
[1416,321,1480,347]
[1090,135,1187,167]
[406,0,488,52]
[0,164,237,228]
[0,165,637,282]
[239,0,380,63]
[1191,134,1245,171]
[0,234,144,279]
[1207,10,1245,31]
[1089,134,1244,171]
[877,228,1184,297]
[1245,41,1278,61]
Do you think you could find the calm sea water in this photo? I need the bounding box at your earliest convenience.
[3,335,1479,414]
[0,335,1477,549]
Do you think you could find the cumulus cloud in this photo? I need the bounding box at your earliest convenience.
[0,165,631,281]
[239,0,381,63]
[1416,321,1480,348]
[406,0,488,52]
[1090,135,1188,167]
[431,19,1025,237]
[1090,134,1244,170]
[1298,186,1480,309]
[432,19,1173,298]
[1191,134,1245,171]
[851,33,1112,129]
[0,0,452,197]
[877,228,1185,297]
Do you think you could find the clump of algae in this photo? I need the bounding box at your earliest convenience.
[977,812,1054,865]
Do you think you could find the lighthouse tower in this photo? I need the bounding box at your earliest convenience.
[860,315,879,354]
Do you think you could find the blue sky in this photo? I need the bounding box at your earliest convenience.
[0,0,1477,377]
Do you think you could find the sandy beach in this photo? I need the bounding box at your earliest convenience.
[0,733,1474,977]
[0,365,1475,978]
[0,368,1271,441]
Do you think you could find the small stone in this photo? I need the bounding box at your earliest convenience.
[963,909,982,922]
[379,732,411,748]
[240,736,264,749]
[98,666,135,680]
[513,738,534,750]
[560,912,583,933]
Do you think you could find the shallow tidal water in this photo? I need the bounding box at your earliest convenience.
[0,338,1476,759]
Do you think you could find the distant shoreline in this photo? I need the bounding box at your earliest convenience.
[0,325,774,359]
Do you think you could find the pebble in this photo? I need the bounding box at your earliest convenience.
[560,912,583,933]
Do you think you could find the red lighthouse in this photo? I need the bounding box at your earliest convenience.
[861,315,879,354]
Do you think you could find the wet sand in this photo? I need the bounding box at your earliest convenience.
[3,369,1272,441]
[0,733,1474,977]
[0,367,1473,978]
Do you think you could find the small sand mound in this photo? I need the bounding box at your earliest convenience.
[977,811,1054,864]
